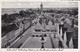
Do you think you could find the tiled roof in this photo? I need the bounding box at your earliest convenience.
[35,21,44,30]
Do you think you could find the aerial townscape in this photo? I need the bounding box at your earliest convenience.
[2,3,78,48]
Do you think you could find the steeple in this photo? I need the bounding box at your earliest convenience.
[40,3,44,15]
[40,3,43,12]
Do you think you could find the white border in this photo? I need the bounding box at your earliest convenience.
[0,0,80,52]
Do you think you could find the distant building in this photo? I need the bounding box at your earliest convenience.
[40,3,44,15]
[40,3,43,12]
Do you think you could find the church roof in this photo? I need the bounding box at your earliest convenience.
[35,21,44,30]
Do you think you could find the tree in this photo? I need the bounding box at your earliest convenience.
[4,14,16,23]
[19,10,26,17]
[2,13,8,20]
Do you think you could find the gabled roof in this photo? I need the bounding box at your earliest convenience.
[35,21,44,30]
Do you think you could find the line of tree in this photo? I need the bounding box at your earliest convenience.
[2,9,35,23]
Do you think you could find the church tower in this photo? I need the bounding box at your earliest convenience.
[40,3,44,15]
[40,3,43,12]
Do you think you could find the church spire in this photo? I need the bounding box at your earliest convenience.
[40,3,43,12]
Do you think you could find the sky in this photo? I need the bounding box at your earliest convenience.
[2,2,78,8]
[1,2,78,15]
